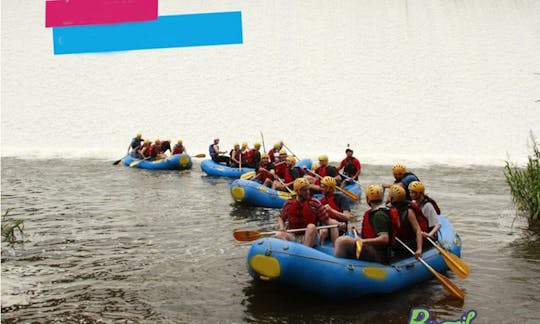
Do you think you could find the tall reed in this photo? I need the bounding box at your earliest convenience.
[504,132,540,229]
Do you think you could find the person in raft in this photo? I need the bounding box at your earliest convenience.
[389,184,425,259]
[334,185,394,264]
[229,143,242,168]
[172,139,186,155]
[336,148,362,188]
[318,176,355,244]
[254,153,275,187]
[275,178,341,247]
[209,138,230,166]
[127,133,144,157]
[408,181,441,240]
[248,142,262,168]
[382,163,420,201]
[160,140,171,156]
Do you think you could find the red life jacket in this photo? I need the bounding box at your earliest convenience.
[420,195,441,215]
[396,201,429,241]
[172,144,184,154]
[319,195,341,221]
[361,206,400,243]
[256,164,274,182]
[287,198,318,230]
[275,162,288,179]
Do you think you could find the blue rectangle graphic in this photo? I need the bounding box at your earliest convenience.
[53,11,243,54]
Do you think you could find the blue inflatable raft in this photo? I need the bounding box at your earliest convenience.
[200,159,255,178]
[122,153,192,170]
[230,179,362,208]
[245,216,462,299]
[201,158,313,178]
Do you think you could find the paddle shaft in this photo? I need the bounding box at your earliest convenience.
[304,168,359,202]
[395,237,465,299]
[260,131,266,153]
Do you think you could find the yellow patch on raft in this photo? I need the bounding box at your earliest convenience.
[362,267,387,280]
[249,255,280,280]
[231,186,245,202]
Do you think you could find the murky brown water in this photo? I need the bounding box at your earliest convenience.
[2,158,539,323]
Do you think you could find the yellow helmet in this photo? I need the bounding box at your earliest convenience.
[321,176,336,188]
[279,149,287,155]
[365,185,383,203]
[144,139,150,145]
[286,156,296,164]
[318,155,329,163]
[177,139,183,145]
[408,181,425,194]
[242,142,248,148]
[389,185,406,202]
[136,133,142,138]
[392,163,407,175]
[155,139,161,144]
[253,142,261,149]
[273,143,280,149]
[234,143,240,148]
[293,178,310,192]
[261,153,269,159]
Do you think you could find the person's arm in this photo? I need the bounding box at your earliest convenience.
[407,209,423,257]
[422,203,441,238]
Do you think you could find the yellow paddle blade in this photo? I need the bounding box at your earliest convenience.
[428,238,470,279]
[193,153,206,158]
[240,171,256,180]
[337,186,359,202]
[355,240,363,259]
[129,160,143,167]
[431,267,466,299]
[233,230,264,241]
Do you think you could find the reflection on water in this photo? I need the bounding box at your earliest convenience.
[1,158,539,323]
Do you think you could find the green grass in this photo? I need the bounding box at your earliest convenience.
[504,132,540,229]
[1,208,24,245]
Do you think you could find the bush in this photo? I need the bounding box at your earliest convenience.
[1,208,24,245]
[504,132,540,229]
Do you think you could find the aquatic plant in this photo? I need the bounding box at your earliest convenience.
[504,132,540,229]
[1,208,24,245]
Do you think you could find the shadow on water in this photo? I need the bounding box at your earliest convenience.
[241,277,466,324]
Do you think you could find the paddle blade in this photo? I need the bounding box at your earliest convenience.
[338,187,359,202]
[437,246,470,279]
[431,268,466,299]
[193,153,206,158]
[129,160,142,168]
[355,240,363,259]
[113,159,122,165]
[233,230,263,242]
[240,171,256,180]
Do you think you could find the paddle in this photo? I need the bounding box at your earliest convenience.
[283,143,300,160]
[426,236,470,279]
[129,157,151,168]
[113,158,123,165]
[352,227,363,259]
[192,153,206,158]
[303,168,359,202]
[339,172,360,185]
[233,224,338,242]
[260,131,266,153]
[240,171,256,180]
[395,237,465,299]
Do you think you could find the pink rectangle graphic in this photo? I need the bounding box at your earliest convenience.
[45,0,158,27]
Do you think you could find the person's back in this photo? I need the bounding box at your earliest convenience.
[173,139,185,155]
[334,184,392,264]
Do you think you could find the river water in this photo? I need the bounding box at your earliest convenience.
[1,157,539,323]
